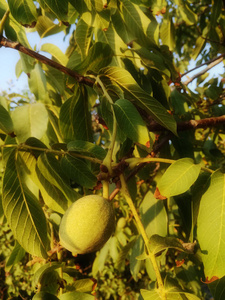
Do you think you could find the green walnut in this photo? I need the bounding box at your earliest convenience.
[59,195,114,254]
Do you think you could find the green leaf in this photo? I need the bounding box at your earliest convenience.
[11,102,49,143]
[121,0,158,48]
[141,288,201,300]
[197,170,225,279]
[160,16,175,51]
[100,66,177,134]
[8,0,37,26]
[59,89,93,142]
[211,0,223,28]
[0,105,14,135]
[34,153,80,214]
[75,42,114,74]
[41,43,68,66]
[38,0,68,21]
[61,155,97,189]
[75,18,93,59]
[140,289,161,300]
[71,279,94,293]
[36,15,66,38]
[34,261,64,285]
[176,0,197,25]
[157,158,201,197]
[149,235,186,255]
[130,235,144,281]
[28,63,50,102]
[59,292,95,300]
[114,99,149,146]
[2,150,49,258]
[5,241,26,272]
[208,276,225,299]
[139,191,167,238]
[33,292,60,300]
[67,140,106,160]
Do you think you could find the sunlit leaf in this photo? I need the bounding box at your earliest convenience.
[41,43,68,65]
[114,99,149,146]
[11,102,49,143]
[100,66,177,134]
[2,150,49,258]
[197,170,225,279]
[140,191,167,238]
[157,158,201,197]
[160,16,175,51]
[59,291,95,300]
[36,15,66,38]
[28,63,50,102]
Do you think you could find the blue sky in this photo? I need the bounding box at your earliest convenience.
[0,31,69,93]
[0,32,224,94]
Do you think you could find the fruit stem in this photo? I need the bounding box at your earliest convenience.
[119,174,166,299]
[102,179,109,199]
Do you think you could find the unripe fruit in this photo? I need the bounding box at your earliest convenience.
[59,195,114,254]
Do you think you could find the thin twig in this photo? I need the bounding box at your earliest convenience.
[148,115,225,132]
[181,53,225,78]
[183,56,224,85]
[0,35,95,87]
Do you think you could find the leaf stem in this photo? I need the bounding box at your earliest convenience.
[0,144,102,164]
[125,157,214,173]
[96,75,117,176]
[119,174,166,299]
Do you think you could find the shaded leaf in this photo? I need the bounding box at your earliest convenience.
[75,18,93,59]
[208,276,225,300]
[0,105,14,135]
[34,153,80,213]
[39,0,68,21]
[67,140,106,160]
[7,0,37,26]
[5,241,26,272]
[157,158,201,197]
[61,155,97,189]
[33,292,59,300]
[59,88,93,142]
[2,150,49,258]
[75,42,113,74]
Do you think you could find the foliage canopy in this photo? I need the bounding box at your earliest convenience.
[0,0,225,299]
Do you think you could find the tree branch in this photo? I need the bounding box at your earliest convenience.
[183,56,224,85]
[181,53,225,78]
[148,115,225,132]
[0,35,95,87]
